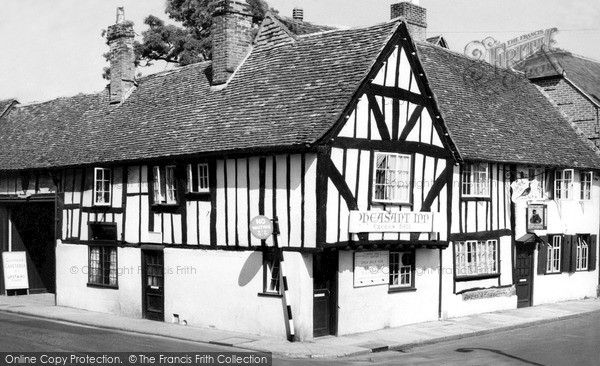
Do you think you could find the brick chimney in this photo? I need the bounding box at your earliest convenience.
[391,1,427,42]
[106,7,136,104]
[293,7,304,21]
[212,0,254,85]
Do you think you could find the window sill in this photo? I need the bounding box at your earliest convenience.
[87,283,118,290]
[455,273,500,282]
[257,292,283,298]
[543,271,562,275]
[371,201,413,206]
[388,287,416,294]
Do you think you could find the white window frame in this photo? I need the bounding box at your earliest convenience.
[546,235,562,273]
[263,252,280,295]
[93,168,112,206]
[455,239,498,277]
[580,171,592,201]
[372,152,412,204]
[554,169,573,200]
[389,251,413,288]
[152,165,178,205]
[576,236,589,271]
[461,163,490,198]
[187,163,210,193]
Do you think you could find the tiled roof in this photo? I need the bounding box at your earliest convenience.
[1,19,599,172]
[0,21,398,170]
[273,14,337,35]
[514,49,600,105]
[416,42,600,169]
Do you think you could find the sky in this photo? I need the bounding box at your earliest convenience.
[1,0,599,104]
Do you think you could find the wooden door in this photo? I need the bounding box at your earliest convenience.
[142,250,164,321]
[313,250,337,337]
[515,243,534,308]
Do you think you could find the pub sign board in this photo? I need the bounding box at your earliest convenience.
[349,210,434,233]
[2,251,29,291]
[527,204,547,231]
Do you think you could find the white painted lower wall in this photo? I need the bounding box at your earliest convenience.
[163,249,313,340]
[441,236,517,319]
[337,249,441,335]
[56,242,314,340]
[56,242,142,318]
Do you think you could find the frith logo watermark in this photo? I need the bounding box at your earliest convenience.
[462,28,558,96]
[464,28,558,68]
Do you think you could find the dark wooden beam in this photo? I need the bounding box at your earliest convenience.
[331,137,452,159]
[367,83,428,106]
[366,93,391,141]
[399,105,424,141]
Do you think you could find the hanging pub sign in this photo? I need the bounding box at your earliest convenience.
[348,210,434,233]
[354,251,388,288]
[527,204,547,231]
[2,251,29,292]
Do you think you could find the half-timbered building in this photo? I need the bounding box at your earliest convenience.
[0,1,598,340]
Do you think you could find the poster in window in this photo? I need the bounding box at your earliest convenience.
[527,204,546,230]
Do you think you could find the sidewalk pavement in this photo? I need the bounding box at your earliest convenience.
[1,294,599,359]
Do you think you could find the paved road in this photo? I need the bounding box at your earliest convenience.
[0,311,243,353]
[279,310,600,366]
[1,310,599,365]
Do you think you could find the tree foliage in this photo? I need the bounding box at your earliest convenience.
[103,0,275,79]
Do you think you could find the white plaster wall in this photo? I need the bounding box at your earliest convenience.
[513,169,599,304]
[337,249,440,335]
[55,242,142,318]
[163,249,313,340]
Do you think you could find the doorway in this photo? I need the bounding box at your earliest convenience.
[0,203,55,294]
[515,242,535,308]
[313,250,337,337]
[142,249,164,321]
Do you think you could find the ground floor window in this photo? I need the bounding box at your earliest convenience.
[546,235,561,274]
[455,239,498,277]
[576,235,589,271]
[263,252,281,295]
[389,251,414,289]
[88,246,117,287]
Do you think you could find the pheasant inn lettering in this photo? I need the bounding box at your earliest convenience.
[348,210,434,233]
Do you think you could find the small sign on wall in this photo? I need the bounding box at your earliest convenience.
[527,204,547,230]
[354,251,388,288]
[2,251,29,291]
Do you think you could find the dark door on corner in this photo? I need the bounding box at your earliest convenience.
[313,250,337,337]
[142,250,164,321]
[515,243,535,308]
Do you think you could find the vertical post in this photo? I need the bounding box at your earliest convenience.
[272,217,296,342]
[7,210,11,253]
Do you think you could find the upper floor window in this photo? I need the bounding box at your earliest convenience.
[455,239,498,277]
[373,152,411,204]
[187,163,210,193]
[580,172,592,201]
[153,165,177,205]
[554,169,573,200]
[546,235,562,273]
[461,163,489,198]
[93,168,111,206]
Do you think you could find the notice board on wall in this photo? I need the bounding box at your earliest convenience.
[354,251,388,288]
[2,251,29,291]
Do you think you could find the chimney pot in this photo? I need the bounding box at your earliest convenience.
[116,7,125,24]
[293,7,304,21]
[391,1,427,42]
